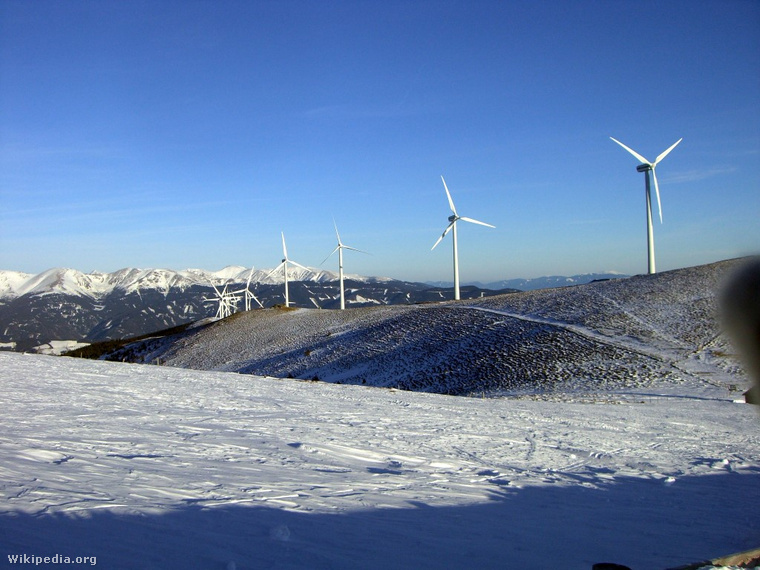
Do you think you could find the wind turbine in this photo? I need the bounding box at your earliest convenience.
[431,175,495,301]
[229,267,263,311]
[204,281,240,319]
[610,136,682,275]
[266,232,309,307]
[322,220,368,310]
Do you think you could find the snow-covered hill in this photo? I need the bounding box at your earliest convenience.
[0,352,757,569]
[109,259,751,398]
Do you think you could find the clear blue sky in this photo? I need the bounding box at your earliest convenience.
[1,0,758,283]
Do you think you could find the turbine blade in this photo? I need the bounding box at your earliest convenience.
[321,246,340,265]
[343,245,369,254]
[459,216,496,228]
[432,221,455,250]
[288,260,310,272]
[333,219,342,245]
[246,267,255,288]
[651,169,663,223]
[266,263,285,279]
[441,175,458,216]
[610,137,650,165]
[281,232,288,259]
[654,138,682,165]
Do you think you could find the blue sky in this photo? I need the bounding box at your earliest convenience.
[1,0,758,283]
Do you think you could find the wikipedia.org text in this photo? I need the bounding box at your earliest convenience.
[7,554,96,565]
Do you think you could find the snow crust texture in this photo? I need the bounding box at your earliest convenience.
[0,352,758,569]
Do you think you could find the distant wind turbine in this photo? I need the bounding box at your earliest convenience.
[610,136,682,275]
[267,232,308,307]
[322,220,368,310]
[431,176,495,301]
[203,281,240,319]
[229,267,263,311]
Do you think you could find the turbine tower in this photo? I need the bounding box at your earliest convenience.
[322,220,368,310]
[267,232,308,307]
[431,175,495,301]
[610,137,682,275]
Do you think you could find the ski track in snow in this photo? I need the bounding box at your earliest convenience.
[1,352,759,569]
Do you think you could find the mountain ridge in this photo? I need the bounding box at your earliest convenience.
[428,272,629,291]
[0,266,391,300]
[1,266,627,300]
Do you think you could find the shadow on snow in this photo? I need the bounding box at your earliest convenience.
[2,470,759,570]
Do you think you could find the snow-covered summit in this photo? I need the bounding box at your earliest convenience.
[0,270,33,299]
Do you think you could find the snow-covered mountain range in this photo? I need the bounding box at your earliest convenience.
[0,266,378,300]
[0,267,515,352]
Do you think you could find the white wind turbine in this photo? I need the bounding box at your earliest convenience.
[204,281,240,319]
[610,136,682,275]
[266,232,309,307]
[229,267,263,311]
[322,220,368,310]
[431,175,495,301]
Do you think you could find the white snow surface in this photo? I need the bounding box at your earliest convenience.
[1,352,758,569]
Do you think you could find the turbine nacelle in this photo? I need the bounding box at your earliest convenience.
[610,136,682,226]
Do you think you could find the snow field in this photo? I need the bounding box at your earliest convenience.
[1,352,758,569]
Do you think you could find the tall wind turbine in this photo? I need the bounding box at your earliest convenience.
[431,176,495,301]
[266,232,308,307]
[322,220,368,310]
[610,136,682,275]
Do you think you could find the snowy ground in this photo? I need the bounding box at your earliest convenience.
[1,352,758,569]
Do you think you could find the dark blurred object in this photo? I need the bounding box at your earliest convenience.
[720,256,760,405]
